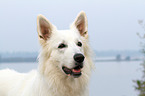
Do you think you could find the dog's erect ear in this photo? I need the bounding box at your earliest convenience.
[73,11,88,37]
[37,15,55,41]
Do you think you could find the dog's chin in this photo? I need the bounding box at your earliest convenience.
[62,64,83,78]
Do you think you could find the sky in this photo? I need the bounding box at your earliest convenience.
[0,0,145,52]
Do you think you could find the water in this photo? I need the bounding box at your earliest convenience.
[90,61,142,96]
[0,61,142,96]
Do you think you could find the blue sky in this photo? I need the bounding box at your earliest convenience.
[0,0,145,52]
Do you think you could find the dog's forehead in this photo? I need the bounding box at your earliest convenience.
[55,30,80,41]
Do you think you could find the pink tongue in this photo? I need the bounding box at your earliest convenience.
[72,69,81,73]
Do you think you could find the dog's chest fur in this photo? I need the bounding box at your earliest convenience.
[36,59,89,96]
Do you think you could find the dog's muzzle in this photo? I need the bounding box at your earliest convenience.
[62,64,83,78]
[62,53,85,78]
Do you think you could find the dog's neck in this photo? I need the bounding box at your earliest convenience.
[36,54,90,96]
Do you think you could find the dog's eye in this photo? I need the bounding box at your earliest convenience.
[58,43,67,48]
[77,42,82,47]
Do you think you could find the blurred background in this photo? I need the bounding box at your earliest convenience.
[0,0,145,96]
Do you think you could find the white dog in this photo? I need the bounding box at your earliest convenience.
[0,11,94,96]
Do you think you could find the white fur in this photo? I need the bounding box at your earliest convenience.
[0,11,94,96]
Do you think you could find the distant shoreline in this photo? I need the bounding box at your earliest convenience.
[0,57,142,63]
[0,57,37,63]
[95,59,142,62]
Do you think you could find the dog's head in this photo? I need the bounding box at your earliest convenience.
[37,11,89,78]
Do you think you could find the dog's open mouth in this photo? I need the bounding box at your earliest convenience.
[62,64,83,78]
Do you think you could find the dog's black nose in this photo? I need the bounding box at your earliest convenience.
[74,53,85,63]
